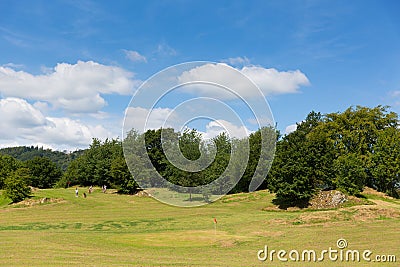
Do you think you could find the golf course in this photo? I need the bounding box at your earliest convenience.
[0,187,398,266]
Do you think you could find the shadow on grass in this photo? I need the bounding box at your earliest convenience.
[272,197,310,210]
[355,193,367,199]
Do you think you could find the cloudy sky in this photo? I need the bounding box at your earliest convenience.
[0,1,399,150]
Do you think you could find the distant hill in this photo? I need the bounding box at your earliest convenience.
[0,146,85,171]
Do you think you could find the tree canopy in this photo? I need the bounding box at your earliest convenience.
[0,105,399,205]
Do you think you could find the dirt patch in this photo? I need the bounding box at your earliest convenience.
[135,190,151,197]
[11,197,65,207]
[349,205,400,221]
[295,204,400,225]
[309,190,347,209]
[265,218,289,225]
[29,186,40,192]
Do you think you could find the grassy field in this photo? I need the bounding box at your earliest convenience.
[0,188,399,266]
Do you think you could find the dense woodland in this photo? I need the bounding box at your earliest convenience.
[1,105,399,205]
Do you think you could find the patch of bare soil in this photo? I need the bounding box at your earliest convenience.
[349,205,400,221]
[12,197,65,207]
[309,190,348,209]
[29,186,40,192]
[297,202,400,225]
[135,190,151,197]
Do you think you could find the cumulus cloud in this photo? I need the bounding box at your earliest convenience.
[0,61,139,113]
[177,63,310,99]
[241,66,310,95]
[124,106,179,133]
[0,97,113,150]
[124,50,147,63]
[200,119,252,140]
[0,98,46,136]
[285,124,298,134]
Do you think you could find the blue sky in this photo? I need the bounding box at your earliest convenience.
[0,0,399,150]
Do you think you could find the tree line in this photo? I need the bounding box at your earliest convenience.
[0,146,84,171]
[269,106,400,207]
[1,105,399,205]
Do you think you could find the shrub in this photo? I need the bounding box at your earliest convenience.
[4,168,31,203]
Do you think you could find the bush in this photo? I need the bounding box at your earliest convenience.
[4,168,31,203]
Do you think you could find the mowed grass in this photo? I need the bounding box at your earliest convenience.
[0,188,399,266]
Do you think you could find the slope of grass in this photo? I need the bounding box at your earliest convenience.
[0,188,398,266]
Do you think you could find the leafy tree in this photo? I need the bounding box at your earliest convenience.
[0,154,21,189]
[4,168,31,203]
[25,156,62,188]
[61,137,140,194]
[166,129,206,201]
[204,132,232,194]
[370,127,400,197]
[123,129,156,188]
[333,154,367,195]
[232,126,277,193]
[56,157,83,188]
[268,111,323,207]
[144,129,170,179]
[111,155,139,194]
[322,105,398,194]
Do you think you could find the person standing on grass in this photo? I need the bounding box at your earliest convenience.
[75,187,79,197]
[89,185,93,194]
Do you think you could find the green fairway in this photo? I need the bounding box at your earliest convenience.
[0,188,399,266]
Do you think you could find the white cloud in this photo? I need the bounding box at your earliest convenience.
[200,120,252,140]
[124,106,179,133]
[156,43,177,56]
[0,61,139,113]
[177,63,310,99]
[2,63,24,69]
[0,97,113,150]
[241,66,310,95]
[222,56,250,66]
[285,124,298,134]
[124,50,147,63]
[0,98,46,133]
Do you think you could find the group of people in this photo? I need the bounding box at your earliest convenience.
[74,185,107,198]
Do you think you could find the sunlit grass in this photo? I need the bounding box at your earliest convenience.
[0,187,398,266]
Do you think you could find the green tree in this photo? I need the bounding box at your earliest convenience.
[321,106,398,194]
[0,154,21,189]
[123,129,155,188]
[4,168,31,203]
[25,156,62,188]
[333,154,367,195]
[370,127,400,198]
[205,132,232,194]
[232,126,277,193]
[168,129,205,201]
[268,111,323,207]
[111,156,139,194]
